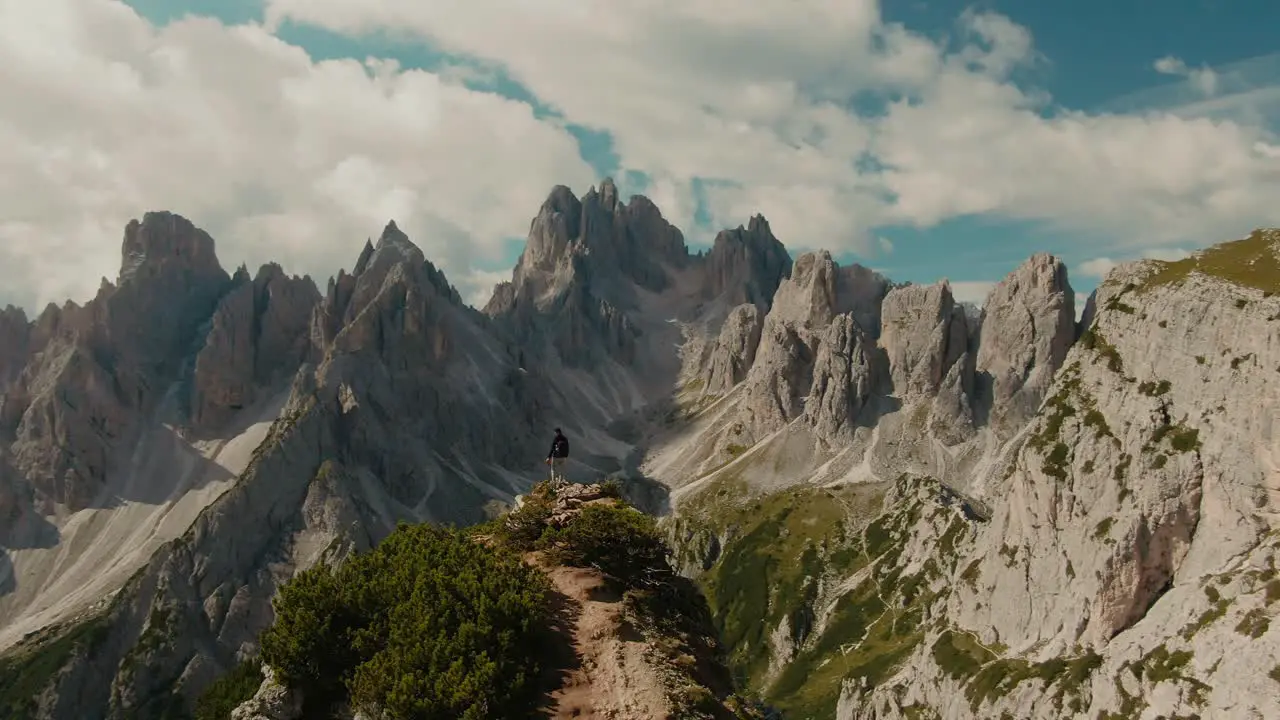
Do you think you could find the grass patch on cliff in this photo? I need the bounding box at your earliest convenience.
[193,659,263,720]
[0,614,112,720]
[1137,229,1280,294]
[1078,330,1125,373]
[259,522,553,718]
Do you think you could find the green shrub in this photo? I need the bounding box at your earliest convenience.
[193,660,263,720]
[498,483,556,550]
[259,523,552,718]
[538,502,669,582]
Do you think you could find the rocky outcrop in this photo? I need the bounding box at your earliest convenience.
[803,314,876,441]
[0,306,29,392]
[699,215,791,312]
[702,304,764,394]
[3,212,231,511]
[717,251,889,445]
[879,281,967,399]
[189,264,319,433]
[973,253,1075,437]
[229,666,301,720]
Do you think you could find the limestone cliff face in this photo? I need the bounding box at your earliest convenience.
[0,306,30,392]
[699,215,792,312]
[2,213,231,512]
[722,251,890,446]
[879,281,967,399]
[829,231,1280,720]
[973,252,1076,437]
[189,264,319,434]
[482,180,675,369]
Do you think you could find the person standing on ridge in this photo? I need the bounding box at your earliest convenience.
[546,427,570,487]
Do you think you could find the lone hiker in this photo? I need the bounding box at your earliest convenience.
[546,427,570,487]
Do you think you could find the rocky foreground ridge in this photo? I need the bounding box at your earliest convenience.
[0,179,1276,720]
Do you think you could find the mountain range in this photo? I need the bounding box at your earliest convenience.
[1,178,1278,719]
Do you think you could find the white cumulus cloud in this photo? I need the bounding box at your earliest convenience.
[2,0,1279,313]
[0,0,594,310]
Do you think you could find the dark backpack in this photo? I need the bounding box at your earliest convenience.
[552,436,569,458]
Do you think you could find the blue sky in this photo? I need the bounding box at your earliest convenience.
[3,0,1278,311]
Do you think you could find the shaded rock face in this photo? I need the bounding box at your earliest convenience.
[189,264,319,434]
[699,215,792,312]
[0,306,30,392]
[973,252,1076,436]
[2,212,232,511]
[482,180,686,368]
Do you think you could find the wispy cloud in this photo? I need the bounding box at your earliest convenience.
[1106,52,1280,131]
[1153,55,1219,97]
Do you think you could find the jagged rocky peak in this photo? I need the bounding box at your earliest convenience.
[313,219,467,351]
[520,184,582,278]
[767,250,889,331]
[189,263,320,433]
[803,312,877,441]
[701,214,792,311]
[974,251,1075,435]
[879,280,969,399]
[0,305,30,390]
[118,211,226,286]
[3,212,236,512]
[495,178,692,311]
[703,303,765,394]
[624,193,689,271]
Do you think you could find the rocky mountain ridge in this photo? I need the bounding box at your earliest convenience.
[0,181,1276,720]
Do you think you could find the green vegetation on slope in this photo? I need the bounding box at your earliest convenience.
[0,614,111,720]
[193,660,263,720]
[932,629,1103,713]
[674,477,886,688]
[1138,229,1280,294]
[259,522,553,719]
[672,474,986,719]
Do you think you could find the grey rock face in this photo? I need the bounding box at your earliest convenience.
[0,305,29,392]
[229,665,302,720]
[726,251,888,444]
[702,304,764,394]
[803,314,876,441]
[4,212,231,511]
[483,180,685,368]
[699,215,792,312]
[974,252,1076,436]
[879,281,966,398]
[189,264,319,433]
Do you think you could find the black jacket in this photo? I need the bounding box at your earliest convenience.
[547,433,569,460]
